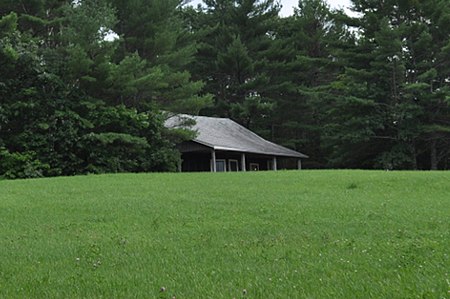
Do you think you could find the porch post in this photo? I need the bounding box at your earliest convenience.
[178,159,183,172]
[273,156,277,171]
[211,150,217,172]
[241,153,246,172]
[297,159,302,170]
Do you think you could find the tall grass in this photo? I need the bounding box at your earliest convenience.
[0,170,449,298]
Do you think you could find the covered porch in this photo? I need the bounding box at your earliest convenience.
[178,143,303,172]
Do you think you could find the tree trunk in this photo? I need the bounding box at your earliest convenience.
[411,143,418,170]
[430,138,438,170]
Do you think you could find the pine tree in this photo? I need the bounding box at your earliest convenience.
[106,0,212,114]
[326,0,450,169]
[268,0,343,167]
[0,2,181,178]
[182,0,280,131]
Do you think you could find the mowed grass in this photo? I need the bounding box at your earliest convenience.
[0,171,449,298]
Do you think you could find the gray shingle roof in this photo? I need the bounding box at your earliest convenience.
[165,114,308,158]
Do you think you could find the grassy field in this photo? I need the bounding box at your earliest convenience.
[0,170,449,298]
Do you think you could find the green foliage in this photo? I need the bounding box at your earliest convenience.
[374,144,417,170]
[183,0,279,129]
[268,0,342,167]
[321,0,450,169]
[0,171,449,297]
[1,0,450,173]
[63,0,117,47]
[82,132,150,173]
[0,11,17,37]
[106,0,213,113]
[0,148,49,179]
[0,1,189,178]
[80,105,180,173]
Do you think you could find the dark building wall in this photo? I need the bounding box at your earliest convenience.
[178,141,211,153]
[181,153,211,172]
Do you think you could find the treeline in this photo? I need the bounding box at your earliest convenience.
[0,0,449,178]
[0,0,207,178]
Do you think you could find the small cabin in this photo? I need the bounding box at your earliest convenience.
[165,115,308,172]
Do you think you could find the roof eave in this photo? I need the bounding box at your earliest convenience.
[209,145,308,158]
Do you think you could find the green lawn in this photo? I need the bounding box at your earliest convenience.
[0,170,449,298]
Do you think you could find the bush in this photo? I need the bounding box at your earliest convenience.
[0,148,49,179]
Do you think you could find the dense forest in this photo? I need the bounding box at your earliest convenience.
[0,0,449,178]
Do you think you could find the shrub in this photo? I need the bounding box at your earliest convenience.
[0,148,49,179]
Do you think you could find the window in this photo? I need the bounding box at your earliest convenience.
[249,163,259,171]
[216,159,226,172]
[228,159,239,171]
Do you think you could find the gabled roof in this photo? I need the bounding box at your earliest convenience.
[165,114,308,158]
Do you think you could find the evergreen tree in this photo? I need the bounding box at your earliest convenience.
[0,2,180,178]
[2,0,449,175]
[183,0,280,130]
[325,0,450,169]
[268,0,343,167]
[106,0,212,113]
[403,0,450,169]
